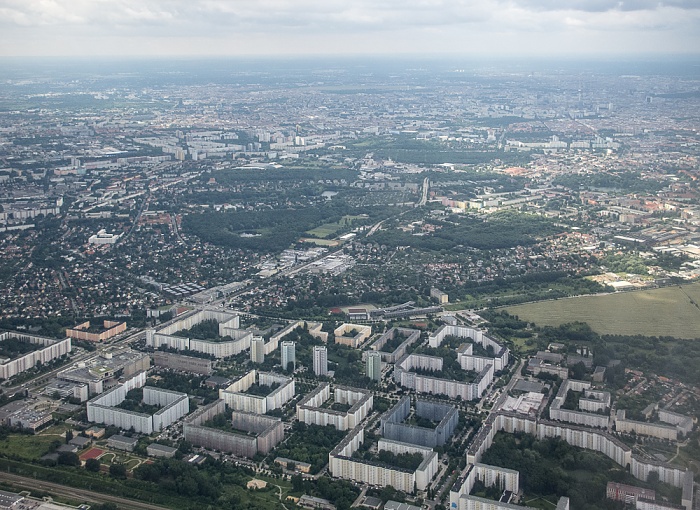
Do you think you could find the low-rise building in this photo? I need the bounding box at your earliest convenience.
[146,443,178,458]
[333,324,372,348]
[66,320,126,342]
[107,434,139,452]
[58,347,150,395]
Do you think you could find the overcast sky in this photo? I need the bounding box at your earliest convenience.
[0,0,699,58]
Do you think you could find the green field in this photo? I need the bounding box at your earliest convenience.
[0,433,58,460]
[504,282,700,339]
[305,214,366,239]
[299,238,339,246]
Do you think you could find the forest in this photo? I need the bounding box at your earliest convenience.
[183,202,395,253]
[371,211,559,252]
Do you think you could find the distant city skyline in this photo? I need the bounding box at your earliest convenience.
[0,0,699,58]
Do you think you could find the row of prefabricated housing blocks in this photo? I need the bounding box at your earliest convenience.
[145,310,327,359]
[181,369,295,458]
[393,325,509,401]
[86,371,189,434]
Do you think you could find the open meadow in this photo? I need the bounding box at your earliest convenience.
[504,282,700,339]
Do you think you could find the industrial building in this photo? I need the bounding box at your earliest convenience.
[297,383,373,431]
[219,370,294,414]
[381,396,458,448]
[57,347,150,395]
[183,399,284,457]
[0,331,71,381]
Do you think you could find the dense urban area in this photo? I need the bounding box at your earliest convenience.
[0,57,698,510]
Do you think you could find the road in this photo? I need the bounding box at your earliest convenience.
[418,177,429,206]
[0,471,169,510]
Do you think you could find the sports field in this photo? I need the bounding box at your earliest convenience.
[504,282,700,339]
[79,447,105,461]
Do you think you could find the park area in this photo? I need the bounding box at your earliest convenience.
[504,282,700,339]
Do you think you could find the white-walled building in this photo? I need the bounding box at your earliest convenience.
[313,346,328,376]
[281,341,296,371]
[329,425,438,492]
[87,375,189,434]
[219,370,294,414]
[146,310,251,359]
[250,336,265,364]
[0,332,71,380]
[297,383,372,431]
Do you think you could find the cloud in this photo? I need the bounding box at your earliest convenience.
[0,0,697,56]
[510,0,700,12]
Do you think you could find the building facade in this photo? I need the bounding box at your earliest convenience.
[281,340,296,371]
[381,396,458,448]
[313,346,328,376]
[219,370,295,414]
[183,399,284,458]
[152,351,213,375]
[297,383,373,431]
[87,377,189,434]
[366,352,382,381]
[0,332,71,380]
[250,336,265,364]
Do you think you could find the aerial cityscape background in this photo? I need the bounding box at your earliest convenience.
[0,3,698,510]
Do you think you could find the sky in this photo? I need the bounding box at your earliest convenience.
[0,0,699,58]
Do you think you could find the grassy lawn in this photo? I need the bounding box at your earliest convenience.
[504,282,700,339]
[0,433,58,460]
[305,215,366,239]
[299,237,339,246]
[123,458,141,470]
[306,224,341,238]
[99,452,116,463]
[524,497,558,509]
